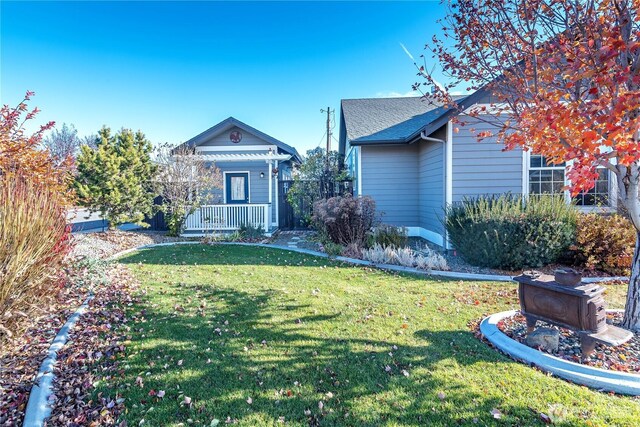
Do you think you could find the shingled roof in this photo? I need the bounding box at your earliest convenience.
[340,95,468,145]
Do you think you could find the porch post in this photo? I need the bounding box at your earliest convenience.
[267,159,272,232]
[274,161,279,228]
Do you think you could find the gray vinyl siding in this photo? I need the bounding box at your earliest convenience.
[361,145,419,226]
[209,160,276,223]
[451,118,523,202]
[418,140,444,236]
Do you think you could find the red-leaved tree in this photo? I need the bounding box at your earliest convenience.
[421,0,640,330]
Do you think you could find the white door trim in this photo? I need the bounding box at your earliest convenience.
[223,170,251,204]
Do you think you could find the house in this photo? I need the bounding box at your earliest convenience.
[339,94,616,249]
[176,117,301,235]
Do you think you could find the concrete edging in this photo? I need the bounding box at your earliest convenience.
[114,241,627,283]
[22,242,202,426]
[480,310,640,395]
[23,296,95,426]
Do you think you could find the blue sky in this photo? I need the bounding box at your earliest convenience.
[1,1,449,153]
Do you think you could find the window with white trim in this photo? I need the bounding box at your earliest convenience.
[528,155,566,196]
[573,168,609,207]
[528,154,610,207]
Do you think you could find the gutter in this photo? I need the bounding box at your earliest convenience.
[420,130,449,251]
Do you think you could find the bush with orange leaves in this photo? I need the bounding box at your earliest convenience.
[573,213,636,276]
[0,91,75,205]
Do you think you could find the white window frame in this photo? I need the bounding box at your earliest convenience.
[522,151,616,212]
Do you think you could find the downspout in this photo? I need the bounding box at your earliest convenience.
[420,130,449,251]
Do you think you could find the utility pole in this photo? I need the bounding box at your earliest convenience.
[320,107,332,161]
[320,107,333,196]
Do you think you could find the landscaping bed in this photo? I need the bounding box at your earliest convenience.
[99,244,639,426]
[497,311,640,373]
[0,283,86,425]
[0,230,155,426]
[409,237,626,278]
[71,230,186,260]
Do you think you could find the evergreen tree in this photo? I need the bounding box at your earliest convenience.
[75,127,156,228]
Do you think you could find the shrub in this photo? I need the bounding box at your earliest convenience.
[0,177,71,339]
[322,242,344,257]
[312,195,377,246]
[201,224,264,244]
[572,213,636,275]
[361,243,448,271]
[75,127,156,228]
[341,243,363,259]
[369,224,408,248]
[238,223,265,241]
[445,194,577,270]
[1,92,75,205]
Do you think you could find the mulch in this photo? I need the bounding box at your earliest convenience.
[498,311,640,373]
[470,311,640,376]
[0,284,87,425]
[0,230,152,426]
[46,264,138,426]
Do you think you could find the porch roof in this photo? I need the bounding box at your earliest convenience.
[196,152,292,162]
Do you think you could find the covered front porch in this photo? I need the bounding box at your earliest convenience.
[182,151,291,236]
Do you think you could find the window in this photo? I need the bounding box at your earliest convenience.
[573,168,609,207]
[230,176,246,200]
[528,155,565,196]
[527,154,610,207]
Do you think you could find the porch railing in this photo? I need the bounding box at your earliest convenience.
[184,204,270,232]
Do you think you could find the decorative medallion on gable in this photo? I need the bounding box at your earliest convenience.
[230,130,242,143]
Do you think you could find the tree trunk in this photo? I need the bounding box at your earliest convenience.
[622,231,640,331]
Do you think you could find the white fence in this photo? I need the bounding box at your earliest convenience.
[184,204,270,232]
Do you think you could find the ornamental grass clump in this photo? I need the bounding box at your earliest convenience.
[361,243,448,271]
[0,177,72,339]
[445,194,576,270]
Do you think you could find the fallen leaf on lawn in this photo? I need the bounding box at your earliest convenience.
[437,392,446,400]
[157,390,165,398]
[177,359,183,366]
[491,408,502,419]
[540,413,552,424]
[246,397,253,405]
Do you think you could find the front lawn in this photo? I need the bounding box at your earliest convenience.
[106,244,639,426]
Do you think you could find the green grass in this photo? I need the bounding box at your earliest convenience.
[106,244,639,426]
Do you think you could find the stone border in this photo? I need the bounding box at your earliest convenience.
[480,310,640,395]
[23,296,95,426]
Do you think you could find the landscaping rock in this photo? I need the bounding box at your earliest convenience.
[525,328,560,351]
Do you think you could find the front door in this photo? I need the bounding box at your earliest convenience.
[225,172,249,204]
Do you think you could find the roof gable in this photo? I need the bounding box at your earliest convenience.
[178,117,302,162]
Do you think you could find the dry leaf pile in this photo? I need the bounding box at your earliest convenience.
[1,230,157,426]
[46,264,138,426]
[0,279,87,425]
